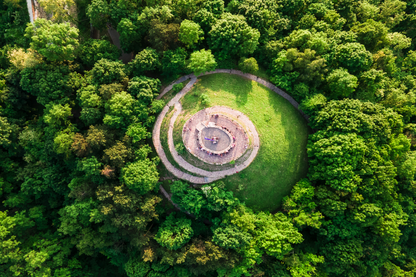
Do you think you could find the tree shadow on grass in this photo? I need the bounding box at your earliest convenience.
[199,74,252,108]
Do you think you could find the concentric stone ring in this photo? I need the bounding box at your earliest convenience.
[182,110,250,165]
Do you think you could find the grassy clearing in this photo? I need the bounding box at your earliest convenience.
[179,74,310,212]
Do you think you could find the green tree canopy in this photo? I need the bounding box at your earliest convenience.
[335,43,373,73]
[179,19,204,48]
[208,13,260,60]
[103,91,135,129]
[25,19,79,61]
[187,49,217,76]
[127,76,161,104]
[238,57,259,74]
[128,48,160,76]
[79,39,121,68]
[86,0,110,30]
[121,159,159,195]
[91,58,127,85]
[161,47,188,78]
[155,212,194,250]
[327,68,358,99]
[351,19,389,51]
[20,63,72,105]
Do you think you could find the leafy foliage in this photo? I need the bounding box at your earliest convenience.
[25,19,79,61]
[38,0,77,24]
[20,63,72,105]
[161,47,188,78]
[91,58,127,85]
[238,57,259,74]
[155,212,194,250]
[79,39,121,68]
[122,159,159,195]
[179,19,204,48]
[208,13,260,60]
[128,48,160,76]
[187,49,217,76]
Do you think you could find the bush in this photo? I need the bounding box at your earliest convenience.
[175,142,186,155]
[238,57,259,74]
[172,82,185,94]
[200,93,211,106]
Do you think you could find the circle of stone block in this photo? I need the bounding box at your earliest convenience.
[199,126,232,154]
[182,110,250,165]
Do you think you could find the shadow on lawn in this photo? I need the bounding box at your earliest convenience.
[197,74,253,107]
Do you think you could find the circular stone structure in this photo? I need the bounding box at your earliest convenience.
[200,127,231,152]
[153,69,309,184]
[182,110,250,165]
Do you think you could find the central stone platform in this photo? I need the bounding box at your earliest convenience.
[182,107,251,165]
[201,127,231,152]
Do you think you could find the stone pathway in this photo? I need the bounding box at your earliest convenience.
[153,69,309,184]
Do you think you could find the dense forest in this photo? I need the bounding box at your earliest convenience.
[1,0,416,276]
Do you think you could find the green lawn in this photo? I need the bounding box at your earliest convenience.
[179,73,310,212]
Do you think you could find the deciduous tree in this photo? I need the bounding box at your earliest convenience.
[128,48,160,76]
[327,68,358,99]
[121,159,159,195]
[155,212,193,250]
[79,39,121,68]
[179,20,204,48]
[25,19,79,61]
[208,13,260,60]
[187,49,217,76]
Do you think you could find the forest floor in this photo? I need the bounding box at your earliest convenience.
[175,73,310,212]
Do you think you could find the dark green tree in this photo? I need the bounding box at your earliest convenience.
[208,13,260,60]
[79,39,121,68]
[128,48,160,76]
[155,212,194,250]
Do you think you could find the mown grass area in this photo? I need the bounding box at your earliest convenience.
[179,73,310,212]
